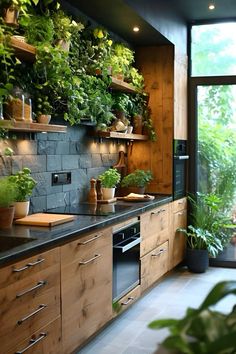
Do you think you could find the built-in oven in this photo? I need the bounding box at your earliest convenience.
[173,140,189,200]
[112,220,141,302]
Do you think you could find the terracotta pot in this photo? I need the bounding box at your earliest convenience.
[0,206,15,229]
[14,201,30,219]
[37,114,51,124]
[126,187,145,195]
[132,114,143,134]
[3,6,19,26]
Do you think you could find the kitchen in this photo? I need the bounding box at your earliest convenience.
[0,0,236,353]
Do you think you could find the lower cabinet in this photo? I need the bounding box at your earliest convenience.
[113,285,141,317]
[141,241,169,292]
[61,227,113,354]
[169,197,187,269]
[8,317,62,354]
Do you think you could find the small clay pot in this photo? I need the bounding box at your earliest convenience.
[0,206,15,229]
[37,114,51,124]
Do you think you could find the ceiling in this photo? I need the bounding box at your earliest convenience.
[65,0,236,46]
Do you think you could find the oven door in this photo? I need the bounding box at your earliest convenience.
[113,235,140,301]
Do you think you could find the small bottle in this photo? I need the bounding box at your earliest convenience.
[96,179,103,201]
[88,178,97,203]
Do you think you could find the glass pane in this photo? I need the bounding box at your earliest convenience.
[197,84,236,215]
[192,23,236,76]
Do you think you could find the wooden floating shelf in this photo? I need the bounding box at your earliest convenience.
[92,131,148,141]
[110,77,136,93]
[1,121,67,133]
[10,37,36,62]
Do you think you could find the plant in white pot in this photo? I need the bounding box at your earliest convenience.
[98,168,121,200]
[0,177,17,228]
[9,167,37,219]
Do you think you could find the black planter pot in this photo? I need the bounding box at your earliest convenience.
[186,248,209,273]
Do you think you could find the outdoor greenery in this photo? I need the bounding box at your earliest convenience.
[192,24,236,214]
[149,280,236,354]
[8,167,37,201]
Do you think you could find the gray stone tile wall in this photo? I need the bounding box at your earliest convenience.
[0,124,126,213]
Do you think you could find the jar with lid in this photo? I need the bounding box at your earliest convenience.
[24,93,32,122]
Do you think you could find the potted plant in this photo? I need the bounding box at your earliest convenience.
[98,168,121,200]
[0,177,17,228]
[121,169,153,194]
[109,42,134,79]
[177,193,234,273]
[9,167,37,218]
[1,0,36,25]
[149,280,236,354]
[35,94,52,124]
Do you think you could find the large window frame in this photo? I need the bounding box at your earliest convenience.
[188,20,236,194]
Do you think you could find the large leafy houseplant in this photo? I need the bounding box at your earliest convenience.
[149,280,236,354]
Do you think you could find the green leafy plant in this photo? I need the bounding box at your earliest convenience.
[21,14,54,45]
[127,67,144,91]
[52,10,84,42]
[35,94,52,116]
[0,177,17,207]
[149,280,236,354]
[9,167,37,201]
[112,92,133,116]
[110,43,134,77]
[121,169,153,188]
[98,168,121,188]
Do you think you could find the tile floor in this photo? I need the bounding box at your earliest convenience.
[78,266,236,354]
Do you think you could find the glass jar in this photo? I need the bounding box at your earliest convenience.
[6,87,24,121]
[24,93,32,122]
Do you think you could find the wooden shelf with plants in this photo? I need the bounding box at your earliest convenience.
[91,130,148,141]
[10,36,36,62]
[110,76,137,93]
[0,120,67,133]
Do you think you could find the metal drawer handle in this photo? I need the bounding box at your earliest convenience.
[121,297,134,306]
[79,254,101,265]
[16,280,47,298]
[152,248,166,257]
[15,332,47,354]
[17,304,47,325]
[178,211,184,216]
[77,233,102,245]
[151,209,166,215]
[13,258,45,273]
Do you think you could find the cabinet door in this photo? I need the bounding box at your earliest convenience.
[141,241,169,293]
[140,204,169,257]
[61,228,112,353]
[171,208,187,269]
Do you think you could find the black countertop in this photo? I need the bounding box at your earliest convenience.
[0,195,172,267]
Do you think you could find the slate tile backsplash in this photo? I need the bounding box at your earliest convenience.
[0,124,126,212]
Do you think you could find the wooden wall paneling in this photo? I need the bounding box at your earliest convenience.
[128,45,174,194]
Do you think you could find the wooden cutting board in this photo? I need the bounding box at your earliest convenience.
[14,213,75,227]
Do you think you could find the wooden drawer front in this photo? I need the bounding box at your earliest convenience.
[61,227,111,266]
[172,197,187,213]
[171,209,187,268]
[0,247,60,288]
[141,227,169,257]
[113,285,141,317]
[141,241,169,293]
[0,264,60,354]
[61,236,112,353]
[7,317,62,354]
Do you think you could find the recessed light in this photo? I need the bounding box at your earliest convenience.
[209,3,215,10]
[133,26,140,32]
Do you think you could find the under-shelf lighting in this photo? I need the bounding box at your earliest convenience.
[133,26,140,32]
[209,3,215,10]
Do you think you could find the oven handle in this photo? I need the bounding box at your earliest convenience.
[174,155,189,160]
[113,236,141,253]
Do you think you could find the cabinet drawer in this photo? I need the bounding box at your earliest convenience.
[140,204,169,256]
[0,263,60,353]
[61,227,111,266]
[7,317,62,354]
[0,248,60,288]
[171,208,187,268]
[141,241,169,293]
[113,285,141,317]
[172,197,187,213]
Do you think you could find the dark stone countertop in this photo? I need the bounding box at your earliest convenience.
[0,194,172,267]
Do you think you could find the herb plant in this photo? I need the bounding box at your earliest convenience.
[9,167,37,201]
[98,168,121,188]
[121,169,153,188]
[0,177,16,207]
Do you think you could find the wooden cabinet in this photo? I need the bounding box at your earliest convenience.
[0,248,61,354]
[141,241,169,292]
[113,285,141,317]
[140,203,170,292]
[61,227,113,354]
[169,197,187,269]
